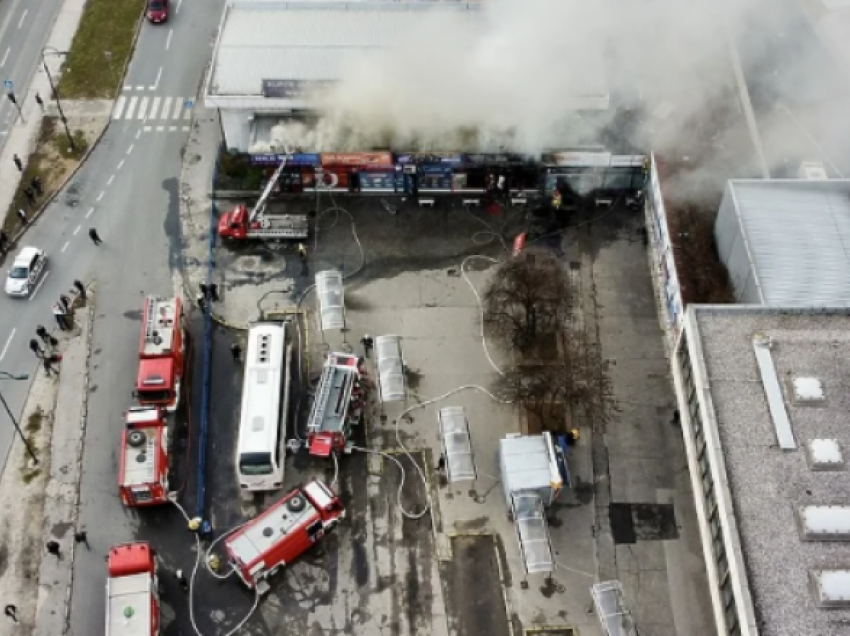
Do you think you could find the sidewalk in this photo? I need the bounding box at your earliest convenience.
[0,298,93,636]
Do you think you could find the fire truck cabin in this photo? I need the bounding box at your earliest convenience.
[106,542,160,636]
[137,297,184,411]
[224,480,344,591]
[119,407,169,507]
[306,353,365,457]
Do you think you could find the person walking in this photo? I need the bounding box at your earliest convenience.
[73,279,86,299]
[59,294,71,312]
[36,325,58,348]
[52,302,69,330]
[0,230,8,255]
[17,209,27,226]
[29,338,44,358]
[74,530,90,550]
[24,187,36,207]
[3,604,17,623]
[176,569,189,592]
[209,283,220,302]
[88,228,103,245]
[46,540,62,559]
[436,454,446,473]
[360,335,374,358]
[35,92,44,110]
[43,356,56,377]
[230,343,242,362]
[31,175,43,197]
[297,243,307,264]
[12,154,22,172]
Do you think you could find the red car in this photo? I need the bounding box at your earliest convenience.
[147,0,169,23]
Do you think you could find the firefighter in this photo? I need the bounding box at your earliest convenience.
[207,553,221,573]
[552,187,563,211]
[176,569,189,591]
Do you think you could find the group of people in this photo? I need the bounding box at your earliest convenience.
[27,280,87,376]
[14,172,45,228]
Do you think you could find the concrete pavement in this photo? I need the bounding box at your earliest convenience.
[0,300,91,636]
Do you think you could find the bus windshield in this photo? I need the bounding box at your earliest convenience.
[239,452,273,475]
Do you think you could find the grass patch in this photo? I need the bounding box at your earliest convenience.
[20,408,44,482]
[2,118,90,237]
[56,0,146,99]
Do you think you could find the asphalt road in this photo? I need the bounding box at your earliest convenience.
[0,0,68,463]
[0,0,63,147]
[0,1,231,634]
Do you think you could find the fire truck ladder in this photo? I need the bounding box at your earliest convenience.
[249,147,293,224]
[144,299,160,343]
[308,366,334,433]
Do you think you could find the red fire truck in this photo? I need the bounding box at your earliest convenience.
[224,480,345,592]
[136,296,185,412]
[119,407,170,507]
[105,542,160,636]
[218,157,309,242]
[306,353,367,457]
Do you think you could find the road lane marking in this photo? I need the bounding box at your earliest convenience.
[17,9,27,30]
[177,0,183,13]
[30,270,49,301]
[0,47,9,67]
[166,30,173,50]
[0,329,15,362]
[125,95,139,119]
[96,191,104,202]
[135,129,141,140]
[108,174,115,185]
[117,159,125,170]
[127,144,134,155]
[150,96,161,120]
[156,126,164,132]
[143,125,152,132]
[169,126,177,132]
[123,85,132,91]
[137,96,149,120]
[182,126,190,132]
[112,95,127,119]
[172,99,183,120]
[150,67,162,90]
[86,208,93,219]
[183,107,191,120]
[160,96,172,119]
[61,241,69,253]
[136,85,145,91]
[73,225,81,235]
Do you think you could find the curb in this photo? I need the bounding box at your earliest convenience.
[61,291,95,636]
[114,8,146,99]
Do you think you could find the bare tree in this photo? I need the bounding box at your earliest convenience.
[483,252,572,353]
[495,327,619,431]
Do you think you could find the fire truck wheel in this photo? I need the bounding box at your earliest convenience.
[127,430,147,447]
[287,495,307,512]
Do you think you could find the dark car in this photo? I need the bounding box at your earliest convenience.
[147,0,169,23]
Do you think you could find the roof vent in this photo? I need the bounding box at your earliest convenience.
[807,439,845,471]
[810,570,850,608]
[798,506,850,541]
[792,377,826,405]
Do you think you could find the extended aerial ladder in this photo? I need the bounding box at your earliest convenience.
[218,148,309,241]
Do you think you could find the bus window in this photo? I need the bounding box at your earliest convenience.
[239,452,274,475]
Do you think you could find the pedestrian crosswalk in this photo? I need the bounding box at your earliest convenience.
[112,94,193,132]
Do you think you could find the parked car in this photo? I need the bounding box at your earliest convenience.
[5,246,47,297]
[147,0,169,23]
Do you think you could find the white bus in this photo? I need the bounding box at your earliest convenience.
[236,323,291,492]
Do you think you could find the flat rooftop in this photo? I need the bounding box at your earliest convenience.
[691,307,850,635]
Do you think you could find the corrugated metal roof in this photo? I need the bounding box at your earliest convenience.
[210,1,483,96]
[727,180,850,306]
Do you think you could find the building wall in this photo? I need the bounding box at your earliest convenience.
[220,109,252,152]
[714,184,762,304]
[672,310,759,636]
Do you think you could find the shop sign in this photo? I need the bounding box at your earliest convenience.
[261,79,336,99]
[320,152,393,167]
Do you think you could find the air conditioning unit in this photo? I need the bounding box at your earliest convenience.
[798,161,828,181]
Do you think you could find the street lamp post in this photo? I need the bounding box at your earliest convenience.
[0,372,37,464]
[41,46,75,152]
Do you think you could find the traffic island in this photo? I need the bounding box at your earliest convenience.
[0,297,93,634]
[1,116,101,242]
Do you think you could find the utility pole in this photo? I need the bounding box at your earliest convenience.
[41,47,75,151]
[0,373,38,464]
[5,91,25,124]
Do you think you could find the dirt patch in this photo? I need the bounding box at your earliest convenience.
[3,117,91,237]
[442,535,511,636]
